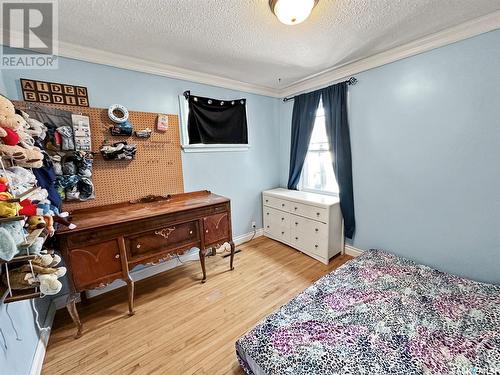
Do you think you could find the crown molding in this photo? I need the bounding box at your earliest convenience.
[56,41,282,97]
[279,11,500,97]
[2,11,499,99]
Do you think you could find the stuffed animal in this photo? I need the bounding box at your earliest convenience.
[0,220,26,261]
[0,113,25,131]
[0,95,15,116]
[27,215,46,231]
[0,192,20,217]
[1,263,66,295]
[19,199,38,216]
[0,126,20,145]
[0,144,43,168]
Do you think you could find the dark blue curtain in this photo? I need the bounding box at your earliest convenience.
[321,82,355,238]
[287,91,322,190]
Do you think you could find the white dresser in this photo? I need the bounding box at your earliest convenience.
[262,188,343,264]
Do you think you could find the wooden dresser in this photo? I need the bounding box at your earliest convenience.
[57,190,234,337]
[262,188,343,264]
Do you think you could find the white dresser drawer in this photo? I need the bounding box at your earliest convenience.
[265,223,290,243]
[291,215,328,239]
[290,230,328,257]
[263,206,290,227]
[288,201,328,222]
[263,194,290,211]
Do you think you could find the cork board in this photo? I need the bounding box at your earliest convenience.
[13,101,184,210]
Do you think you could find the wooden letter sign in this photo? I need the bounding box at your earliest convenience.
[20,78,89,107]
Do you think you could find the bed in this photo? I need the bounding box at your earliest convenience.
[236,250,500,375]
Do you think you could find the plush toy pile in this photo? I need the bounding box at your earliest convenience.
[0,94,74,296]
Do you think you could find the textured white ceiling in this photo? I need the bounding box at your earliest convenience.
[58,0,500,90]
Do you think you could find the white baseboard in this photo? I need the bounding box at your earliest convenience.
[344,244,364,257]
[29,300,56,375]
[54,228,264,309]
[234,228,263,245]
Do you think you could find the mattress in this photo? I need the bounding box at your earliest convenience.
[235,250,500,375]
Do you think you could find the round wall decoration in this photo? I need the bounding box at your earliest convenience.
[108,104,129,123]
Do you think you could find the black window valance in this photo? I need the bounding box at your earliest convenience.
[185,92,248,144]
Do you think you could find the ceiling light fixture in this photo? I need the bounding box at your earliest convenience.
[269,0,318,25]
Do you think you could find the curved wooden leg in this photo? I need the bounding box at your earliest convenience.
[126,276,135,316]
[199,248,207,283]
[66,295,83,339]
[229,241,235,271]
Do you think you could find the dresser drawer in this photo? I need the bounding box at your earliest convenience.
[290,215,328,239]
[289,201,328,222]
[290,230,328,257]
[263,206,291,227]
[263,194,290,211]
[126,221,200,260]
[265,222,290,243]
[69,240,123,290]
[203,212,230,245]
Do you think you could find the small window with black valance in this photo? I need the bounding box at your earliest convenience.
[179,92,249,152]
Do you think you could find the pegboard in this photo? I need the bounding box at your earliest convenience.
[13,101,184,210]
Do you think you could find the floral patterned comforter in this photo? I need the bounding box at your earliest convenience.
[236,250,500,375]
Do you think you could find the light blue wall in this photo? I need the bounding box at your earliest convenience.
[279,29,500,284]
[1,50,281,374]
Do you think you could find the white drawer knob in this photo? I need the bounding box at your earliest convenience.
[206,229,209,233]
[189,230,193,234]
[115,254,120,259]
[136,244,141,248]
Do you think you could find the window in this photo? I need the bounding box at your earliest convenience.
[178,95,250,153]
[299,101,339,194]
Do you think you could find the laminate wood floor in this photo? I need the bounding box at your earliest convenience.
[42,236,353,375]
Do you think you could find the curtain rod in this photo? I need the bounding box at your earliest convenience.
[282,77,357,103]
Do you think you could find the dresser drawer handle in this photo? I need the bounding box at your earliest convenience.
[295,237,298,240]
[115,254,120,259]
[266,212,269,215]
[136,244,141,249]
[295,222,298,225]
[315,244,319,248]
[266,225,269,228]
[265,199,268,203]
[281,203,285,207]
[205,229,209,233]
[294,207,298,210]
[315,228,319,232]
[189,230,193,235]
[155,227,175,239]
[281,217,285,221]
[316,212,320,216]
[281,231,285,235]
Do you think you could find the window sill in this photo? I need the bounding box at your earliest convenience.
[181,144,250,153]
[299,188,339,197]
